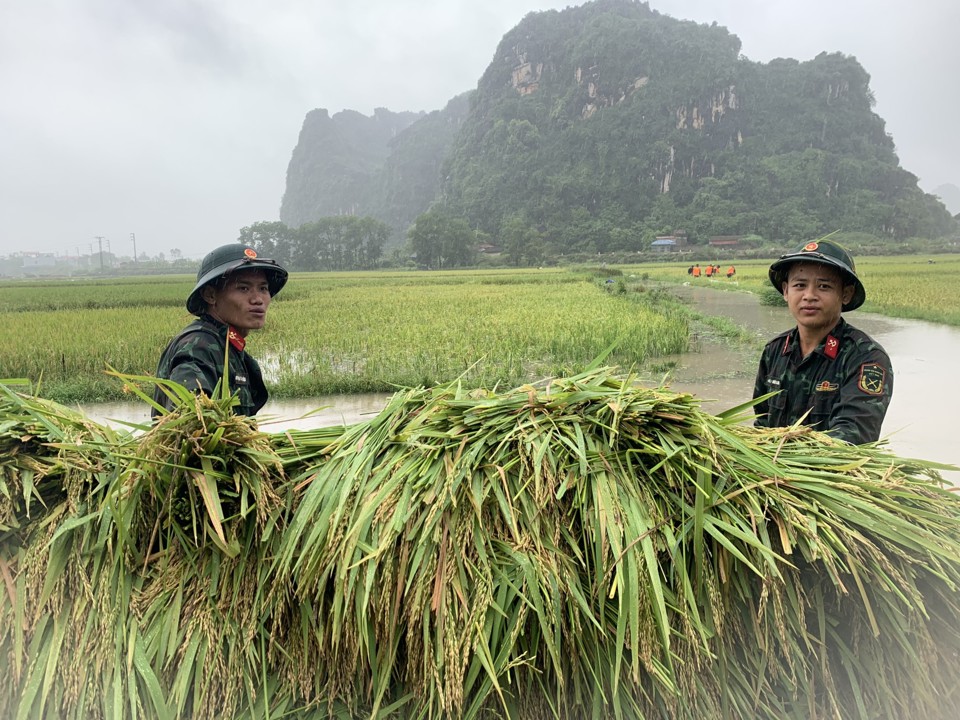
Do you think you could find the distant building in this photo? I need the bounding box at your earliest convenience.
[651,235,685,252]
[478,243,502,254]
[20,252,57,268]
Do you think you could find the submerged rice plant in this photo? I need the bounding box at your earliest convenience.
[2,370,960,718]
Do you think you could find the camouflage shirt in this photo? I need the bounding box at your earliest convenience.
[752,317,893,444]
[152,314,267,418]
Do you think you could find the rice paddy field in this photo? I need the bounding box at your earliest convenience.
[3,255,959,403]
[1,268,690,403]
[625,253,960,325]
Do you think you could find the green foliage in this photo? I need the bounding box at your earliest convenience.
[407,207,478,269]
[5,371,960,717]
[500,214,547,266]
[280,0,957,260]
[236,220,295,265]
[372,94,475,241]
[239,216,391,271]
[758,285,788,307]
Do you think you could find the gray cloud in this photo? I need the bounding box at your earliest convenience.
[1,0,956,260]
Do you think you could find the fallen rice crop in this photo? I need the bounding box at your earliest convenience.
[2,370,960,718]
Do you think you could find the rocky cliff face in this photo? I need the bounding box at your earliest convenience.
[280,97,471,242]
[281,0,956,247]
[280,107,423,229]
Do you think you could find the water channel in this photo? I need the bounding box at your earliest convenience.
[84,284,960,481]
[662,284,960,482]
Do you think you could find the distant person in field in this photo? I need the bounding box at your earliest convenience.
[704,264,714,277]
[152,244,288,418]
[726,265,736,279]
[753,239,892,444]
[692,264,701,278]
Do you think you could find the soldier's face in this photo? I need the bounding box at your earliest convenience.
[782,262,854,333]
[202,269,271,336]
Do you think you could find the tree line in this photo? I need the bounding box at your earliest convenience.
[238,217,390,271]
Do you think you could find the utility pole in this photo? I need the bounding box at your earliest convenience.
[94,236,105,271]
[130,233,137,264]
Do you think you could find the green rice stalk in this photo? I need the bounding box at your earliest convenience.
[2,370,960,719]
[276,368,960,718]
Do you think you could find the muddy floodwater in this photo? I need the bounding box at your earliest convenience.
[663,285,960,483]
[84,285,959,481]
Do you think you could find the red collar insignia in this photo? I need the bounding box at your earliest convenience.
[824,334,839,359]
[781,334,791,355]
[227,327,246,351]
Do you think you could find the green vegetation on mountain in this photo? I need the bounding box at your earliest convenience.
[371,93,473,239]
[278,0,957,267]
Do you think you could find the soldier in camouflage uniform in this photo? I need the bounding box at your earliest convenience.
[753,239,892,444]
[152,244,287,418]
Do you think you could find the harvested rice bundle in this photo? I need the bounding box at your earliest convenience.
[3,371,960,719]
[277,369,960,719]
[0,385,122,535]
[269,423,348,470]
[123,391,285,556]
[110,394,295,720]
[0,390,296,720]
[0,386,132,718]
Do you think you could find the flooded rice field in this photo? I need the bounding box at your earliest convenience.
[85,284,959,481]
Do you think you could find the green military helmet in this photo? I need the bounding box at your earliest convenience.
[768,238,865,312]
[186,244,288,315]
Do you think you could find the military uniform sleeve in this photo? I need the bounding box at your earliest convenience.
[826,346,893,444]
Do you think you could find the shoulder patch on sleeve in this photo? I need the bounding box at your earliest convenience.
[857,362,886,395]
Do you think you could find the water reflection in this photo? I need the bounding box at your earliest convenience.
[83,393,392,432]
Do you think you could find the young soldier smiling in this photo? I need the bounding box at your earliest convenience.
[753,239,893,444]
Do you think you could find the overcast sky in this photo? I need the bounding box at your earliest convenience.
[1,0,956,260]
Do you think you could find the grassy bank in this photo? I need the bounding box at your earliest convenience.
[624,253,960,325]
